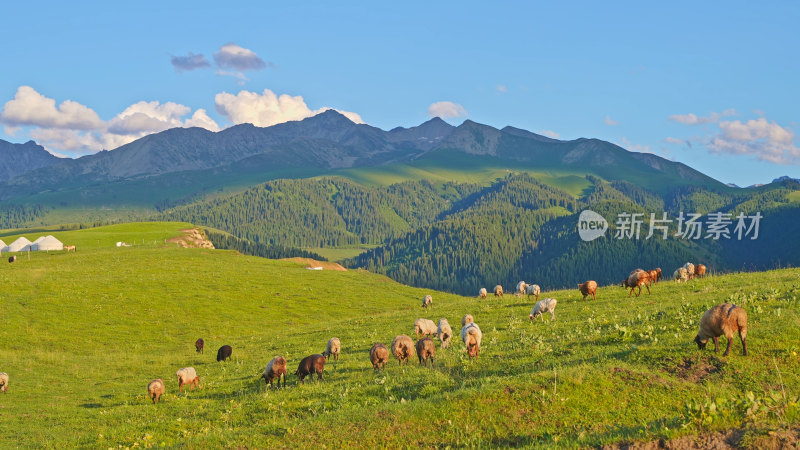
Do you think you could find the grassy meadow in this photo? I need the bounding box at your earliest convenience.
[0,222,799,448]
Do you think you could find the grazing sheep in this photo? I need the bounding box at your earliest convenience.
[578,280,598,301]
[262,356,287,388]
[8,256,16,263]
[414,318,437,339]
[416,338,436,367]
[529,298,557,321]
[683,262,696,280]
[525,284,541,301]
[647,270,659,286]
[296,354,326,382]
[437,318,453,348]
[694,303,748,356]
[622,270,651,297]
[478,288,487,299]
[461,314,474,327]
[195,338,204,354]
[147,379,165,404]
[461,323,482,360]
[655,268,663,282]
[515,281,528,297]
[64,245,76,252]
[493,285,504,297]
[422,294,433,308]
[323,337,341,363]
[673,267,688,283]
[176,367,200,393]
[217,345,232,362]
[0,372,8,393]
[369,343,390,371]
[391,335,415,365]
[696,264,707,278]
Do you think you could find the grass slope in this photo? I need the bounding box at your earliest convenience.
[0,223,798,448]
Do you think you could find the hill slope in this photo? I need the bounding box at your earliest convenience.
[0,139,59,181]
[0,223,798,447]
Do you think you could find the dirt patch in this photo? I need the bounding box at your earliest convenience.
[662,356,725,383]
[604,428,799,450]
[612,367,669,387]
[167,228,214,249]
[281,257,347,271]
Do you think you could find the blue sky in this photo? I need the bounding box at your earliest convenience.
[1,1,797,186]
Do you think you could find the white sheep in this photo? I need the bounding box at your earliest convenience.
[461,314,474,327]
[414,318,437,339]
[682,262,696,280]
[493,285,504,297]
[437,318,453,348]
[147,378,165,404]
[0,372,8,393]
[529,298,557,321]
[525,284,541,301]
[421,295,433,308]
[673,267,688,283]
[461,323,482,360]
[515,281,528,297]
[323,337,341,362]
[176,367,200,393]
[478,288,487,299]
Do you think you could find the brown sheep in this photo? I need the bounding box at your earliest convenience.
[262,356,287,388]
[195,338,204,354]
[647,270,659,285]
[578,280,597,301]
[147,379,165,404]
[493,285,504,297]
[391,335,415,365]
[296,354,326,382]
[416,338,436,367]
[176,367,200,393]
[461,314,474,327]
[0,372,8,393]
[369,343,389,371]
[622,270,650,297]
[655,268,663,282]
[694,303,748,356]
[696,264,707,278]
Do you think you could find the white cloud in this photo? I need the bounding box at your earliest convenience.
[708,118,799,165]
[0,86,104,130]
[213,43,269,71]
[214,88,363,127]
[185,109,221,132]
[496,85,507,93]
[216,70,248,85]
[107,101,192,135]
[604,116,619,126]
[427,101,467,119]
[669,109,736,125]
[540,130,559,139]
[664,137,686,145]
[620,137,652,154]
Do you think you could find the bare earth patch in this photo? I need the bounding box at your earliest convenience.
[282,257,347,271]
[167,228,215,249]
[662,355,725,383]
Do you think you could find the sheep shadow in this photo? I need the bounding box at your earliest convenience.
[504,303,530,309]
[79,403,103,409]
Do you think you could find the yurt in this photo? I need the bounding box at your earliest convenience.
[6,236,32,252]
[32,235,64,251]
[0,240,6,252]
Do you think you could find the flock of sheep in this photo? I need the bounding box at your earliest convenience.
[0,261,748,403]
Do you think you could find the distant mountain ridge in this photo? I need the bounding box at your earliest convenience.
[0,140,59,182]
[0,110,727,200]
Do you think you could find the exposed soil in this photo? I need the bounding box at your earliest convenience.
[282,257,347,271]
[662,355,725,383]
[603,428,799,449]
[612,367,670,387]
[167,228,215,249]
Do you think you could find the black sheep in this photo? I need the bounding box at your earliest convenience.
[195,338,204,354]
[217,345,232,362]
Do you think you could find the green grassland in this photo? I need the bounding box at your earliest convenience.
[1,223,798,448]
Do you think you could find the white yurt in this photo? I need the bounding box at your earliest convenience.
[32,235,64,251]
[6,236,32,252]
[0,240,6,252]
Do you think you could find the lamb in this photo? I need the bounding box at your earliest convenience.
[478,288,487,299]
[683,262,696,280]
[391,335,415,365]
[323,337,341,363]
[529,298,557,321]
[414,318,437,338]
[217,345,232,362]
[421,294,433,308]
[673,267,688,283]
[369,343,389,371]
[696,264,707,278]
[493,285,504,297]
[0,372,8,393]
[622,270,650,297]
[175,367,200,393]
[694,303,748,356]
[147,378,165,404]
[296,354,326,382]
[525,284,541,301]
[515,281,528,297]
[437,318,453,348]
[461,323,482,360]
[416,338,436,367]
[578,280,598,301]
[195,338,204,354]
[262,356,287,388]
[461,314,474,327]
